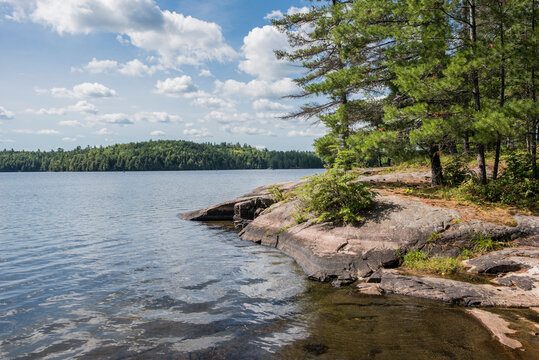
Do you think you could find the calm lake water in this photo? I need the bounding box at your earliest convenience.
[0,170,535,359]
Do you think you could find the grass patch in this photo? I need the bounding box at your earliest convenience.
[402,250,465,274]
[460,233,511,259]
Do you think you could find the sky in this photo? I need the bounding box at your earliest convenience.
[0,0,326,151]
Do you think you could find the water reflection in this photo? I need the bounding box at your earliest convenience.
[0,171,534,359]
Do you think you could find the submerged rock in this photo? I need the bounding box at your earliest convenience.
[376,269,539,307]
[466,309,522,349]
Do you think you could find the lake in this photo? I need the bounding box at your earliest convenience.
[0,170,530,359]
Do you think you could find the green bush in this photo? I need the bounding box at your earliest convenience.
[297,169,377,224]
[501,151,533,182]
[443,158,473,186]
[456,152,538,209]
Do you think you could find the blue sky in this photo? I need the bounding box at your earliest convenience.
[0,0,326,151]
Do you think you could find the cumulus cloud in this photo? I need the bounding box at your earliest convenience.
[204,111,250,124]
[84,58,118,73]
[265,6,310,21]
[134,112,181,123]
[264,10,284,20]
[220,125,274,136]
[41,82,117,99]
[58,120,83,127]
[154,77,232,110]
[239,25,294,80]
[287,128,325,137]
[215,78,298,99]
[91,113,134,125]
[118,59,157,76]
[0,106,15,120]
[27,101,98,116]
[2,1,236,67]
[184,128,210,138]
[253,99,292,111]
[150,130,165,136]
[62,137,77,142]
[191,96,234,111]
[75,58,160,76]
[13,128,60,135]
[154,76,197,97]
[199,69,213,77]
[96,127,113,135]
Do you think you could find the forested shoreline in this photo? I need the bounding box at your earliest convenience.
[0,140,323,172]
[274,0,537,185]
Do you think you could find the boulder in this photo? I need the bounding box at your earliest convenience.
[240,195,460,281]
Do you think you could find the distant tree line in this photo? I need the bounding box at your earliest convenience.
[0,140,324,172]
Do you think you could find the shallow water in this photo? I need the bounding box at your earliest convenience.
[0,170,535,359]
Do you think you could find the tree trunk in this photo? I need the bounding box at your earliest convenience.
[493,139,501,180]
[532,0,537,179]
[463,133,470,154]
[469,0,488,184]
[493,2,505,181]
[430,145,444,186]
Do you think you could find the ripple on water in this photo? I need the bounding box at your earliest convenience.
[0,171,534,360]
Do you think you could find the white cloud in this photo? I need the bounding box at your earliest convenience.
[62,137,77,142]
[96,127,113,135]
[85,58,118,73]
[264,6,309,21]
[239,25,294,81]
[76,58,159,76]
[264,10,283,20]
[150,130,165,136]
[191,96,234,111]
[253,99,292,111]
[204,111,250,124]
[3,1,236,67]
[185,122,195,127]
[215,78,298,99]
[13,128,60,135]
[199,69,213,77]
[0,138,16,143]
[255,144,267,150]
[134,112,181,123]
[43,82,117,99]
[221,125,274,136]
[154,76,197,97]
[287,128,325,137]
[27,100,98,116]
[58,120,83,127]
[184,128,210,137]
[0,106,14,120]
[154,77,233,110]
[118,59,156,76]
[91,113,134,125]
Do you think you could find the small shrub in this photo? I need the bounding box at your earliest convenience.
[426,232,441,243]
[292,207,308,224]
[297,169,377,224]
[501,151,533,182]
[268,185,287,202]
[443,158,473,186]
[470,232,506,254]
[402,250,464,274]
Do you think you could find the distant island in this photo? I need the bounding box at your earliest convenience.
[0,140,324,172]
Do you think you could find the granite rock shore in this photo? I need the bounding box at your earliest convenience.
[181,175,539,308]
